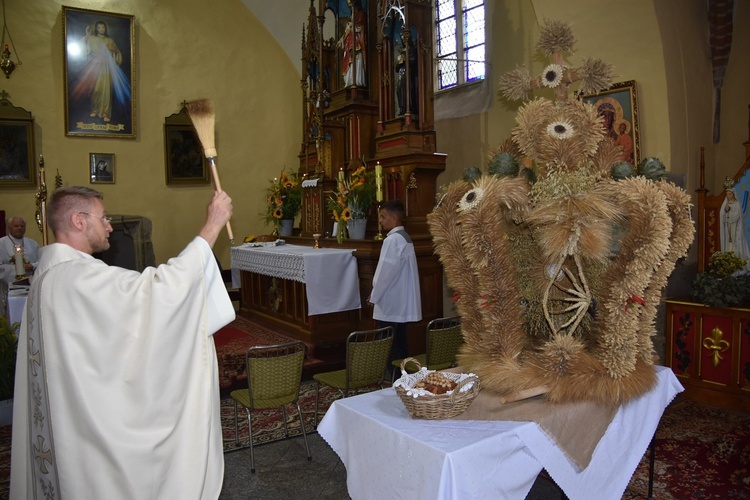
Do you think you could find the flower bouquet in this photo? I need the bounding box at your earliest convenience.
[692,251,750,307]
[326,166,376,243]
[262,170,302,234]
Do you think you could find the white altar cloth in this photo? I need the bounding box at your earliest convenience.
[318,365,682,500]
[230,243,361,315]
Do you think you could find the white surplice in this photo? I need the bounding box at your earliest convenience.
[370,227,422,323]
[10,236,235,499]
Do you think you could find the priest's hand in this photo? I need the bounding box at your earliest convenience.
[199,190,233,247]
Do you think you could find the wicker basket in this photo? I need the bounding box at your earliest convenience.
[393,357,480,419]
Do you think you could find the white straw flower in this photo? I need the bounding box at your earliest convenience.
[546,120,575,140]
[540,64,564,88]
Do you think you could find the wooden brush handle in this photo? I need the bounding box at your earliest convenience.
[208,158,234,244]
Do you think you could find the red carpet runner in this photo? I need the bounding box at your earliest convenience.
[214,316,323,391]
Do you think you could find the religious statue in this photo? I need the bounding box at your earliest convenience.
[337,0,367,87]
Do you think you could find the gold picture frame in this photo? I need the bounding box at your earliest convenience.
[579,80,640,166]
[63,6,136,138]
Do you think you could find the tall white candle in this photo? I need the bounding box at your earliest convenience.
[14,246,24,276]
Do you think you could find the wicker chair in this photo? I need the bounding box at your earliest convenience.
[391,316,463,382]
[313,326,394,427]
[230,341,311,473]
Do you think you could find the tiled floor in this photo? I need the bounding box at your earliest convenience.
[219,432,564,499]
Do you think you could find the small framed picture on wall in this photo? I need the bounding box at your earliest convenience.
[90,153,115,184]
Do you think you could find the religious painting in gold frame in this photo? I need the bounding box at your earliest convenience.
[62,6,136,138]
[163,107,209,185]
[0,97,36,188]
[578,80,640,166]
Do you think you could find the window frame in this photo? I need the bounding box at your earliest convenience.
[435,0,486,92]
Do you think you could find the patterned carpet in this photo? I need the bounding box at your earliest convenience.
[222,381,339,452]
[622,399,750,499]
[0,383,342,498]
[215,316,323,391]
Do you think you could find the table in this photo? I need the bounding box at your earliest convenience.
[231,243,360,315]
[317,366,683,500]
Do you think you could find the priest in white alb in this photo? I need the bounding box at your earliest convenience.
[11,186,235,499]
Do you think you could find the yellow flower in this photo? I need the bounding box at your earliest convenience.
[342,207,352,221]
[273,208,283,219]
[333,209,339,220]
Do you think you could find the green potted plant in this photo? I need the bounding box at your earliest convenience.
[692,251,750,307]
[262,170,302,236]
[0,315,20,425]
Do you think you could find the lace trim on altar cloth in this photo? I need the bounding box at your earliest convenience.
[230,244,306,282]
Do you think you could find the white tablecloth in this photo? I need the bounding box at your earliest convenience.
[230,243,361,315]
[318,366,683,500]
[7,289,27,325]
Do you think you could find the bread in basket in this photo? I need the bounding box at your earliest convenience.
[392,357,480,419]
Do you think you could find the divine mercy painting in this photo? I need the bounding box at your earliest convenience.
[63,6,136,138]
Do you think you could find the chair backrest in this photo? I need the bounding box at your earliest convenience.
[425,316,463,369]
[245,341,306,410]
[346,326,394,390]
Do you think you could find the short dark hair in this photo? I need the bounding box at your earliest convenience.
[380,199,405,220]
[48,186,104,234]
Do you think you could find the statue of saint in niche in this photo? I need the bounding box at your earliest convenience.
[337,0,367,88]
[394,33,418,117]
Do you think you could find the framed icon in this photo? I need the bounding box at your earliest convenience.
[90,153,115,184]
[0,96,36,187]
[163,107,209,185]
[579,80,640,166]
[63,6,136,138]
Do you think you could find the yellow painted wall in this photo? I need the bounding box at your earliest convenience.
[0,0,302,267]
[435,0,750,198]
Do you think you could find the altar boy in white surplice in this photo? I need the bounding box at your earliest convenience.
[11,186,236,500]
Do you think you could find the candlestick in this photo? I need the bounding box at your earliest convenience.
[338,168,344,182]
[14,245,24,278]
[374,202,384,240]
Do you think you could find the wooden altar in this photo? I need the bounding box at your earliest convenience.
[237,1,446,367]
[237,235,443,365]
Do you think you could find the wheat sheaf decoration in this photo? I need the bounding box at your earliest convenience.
[428,20,694,406]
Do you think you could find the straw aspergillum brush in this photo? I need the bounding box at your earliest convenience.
[184,99,235,244]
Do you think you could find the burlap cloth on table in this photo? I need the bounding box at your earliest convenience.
[447,378,617,470]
